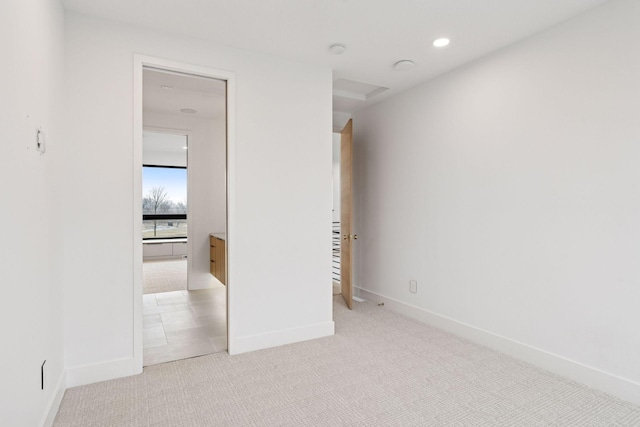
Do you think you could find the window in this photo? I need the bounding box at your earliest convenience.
[142,165,187,239]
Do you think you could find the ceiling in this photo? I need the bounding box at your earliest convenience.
[65,0,608,114]
[144,69,226,119]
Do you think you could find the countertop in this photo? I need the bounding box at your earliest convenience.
[210,232,226,240]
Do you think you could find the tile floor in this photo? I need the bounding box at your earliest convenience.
[143,288,227,366]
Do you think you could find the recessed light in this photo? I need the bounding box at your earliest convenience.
[161,85,173,90]
[182,146,188,150]
[433,38,450,48]
[329,43,346,55]
[180,108,197,114]
[393,60,415,71]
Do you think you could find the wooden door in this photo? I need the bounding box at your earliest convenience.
[340,119,354,309]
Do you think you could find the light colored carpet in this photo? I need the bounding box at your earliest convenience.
[54,297,640,426]
[143,259,187,294]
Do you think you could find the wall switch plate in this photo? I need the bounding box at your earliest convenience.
[410,280,417,293]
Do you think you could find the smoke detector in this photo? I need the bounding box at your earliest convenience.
[329,44,346,55]
[393,60,415,71]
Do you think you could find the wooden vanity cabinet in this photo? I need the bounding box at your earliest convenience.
[209,235,226,285]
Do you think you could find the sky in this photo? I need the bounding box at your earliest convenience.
[143,167,187,204]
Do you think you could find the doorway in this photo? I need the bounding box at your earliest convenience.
[142,132,189,294]
[332,132,341,296]
[136,62,230,367]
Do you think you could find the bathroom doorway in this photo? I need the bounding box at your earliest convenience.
[139,66,228,366]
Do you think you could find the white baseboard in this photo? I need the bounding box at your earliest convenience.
[230,320,335,355]
[355,286,640,406]
[66,320,335,385]
[143,256,185,261]
[187,270,224,291]
[188,278,223,291]
[66,357,141,388]
[40,371,66,427]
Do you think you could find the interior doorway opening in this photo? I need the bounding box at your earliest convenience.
[140,67,228,366]
[332,132,341,296]
[142,132,189,295]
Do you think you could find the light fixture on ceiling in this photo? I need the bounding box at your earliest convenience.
[433,38,450,48]
[180,108,197,114]
[161,85,173,90]
[182,146,188,150]
[393,60,415,71]
[329,43,346,55]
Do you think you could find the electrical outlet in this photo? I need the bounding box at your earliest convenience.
[409,280,417,293]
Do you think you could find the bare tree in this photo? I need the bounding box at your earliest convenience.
[174,200,187,229]
[143,186,172,237]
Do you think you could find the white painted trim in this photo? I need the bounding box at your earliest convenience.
[65,357,138,388]
[142,238,187,244]
[141,255,185,261]
[133,54,237,370]
[225,74,237,355]
[39,371,66,427]
[332,89,366,102]
[188,277,225,291]
[133,56,144,374]
[230,321,335,355]
[355,286,640,405]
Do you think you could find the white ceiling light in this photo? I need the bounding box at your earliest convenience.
[393,60,415,71]
[329,44,346,55]
[182,146,188,150]
[160,85,173,90]
[433,38,451,48]
[180,108,197,114]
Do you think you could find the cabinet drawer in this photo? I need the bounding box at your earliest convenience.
[210,246,216,261]
[172,242,187,256]
[210,236,216,247]
[210,260,215,275]
[143,242,173,257]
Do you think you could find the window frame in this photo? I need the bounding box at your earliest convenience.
[142,164,188,240]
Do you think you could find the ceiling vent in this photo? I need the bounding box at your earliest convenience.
[333,78,388,102]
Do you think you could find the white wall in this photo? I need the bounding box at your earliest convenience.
[0,0,66,426]
[333,111,351,133]
[142,148,186,167]
[142,132,187,167]
[144,111,226,290]
[353,0,640,403]
[62,12,333,384]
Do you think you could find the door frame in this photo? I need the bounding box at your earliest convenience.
[133,55,237,372]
